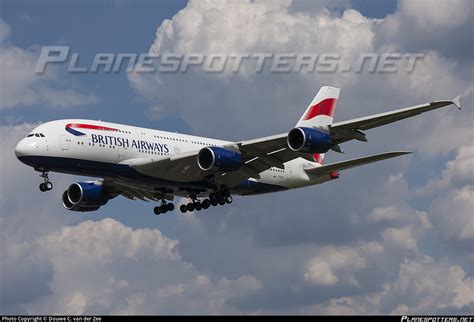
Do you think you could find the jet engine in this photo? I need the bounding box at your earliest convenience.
[62,181,110,212]
[287,127,333,154]
[197,147,242,172]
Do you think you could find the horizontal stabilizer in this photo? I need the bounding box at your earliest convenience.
[305,151,412,176]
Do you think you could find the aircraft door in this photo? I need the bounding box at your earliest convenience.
[118,145,126,158]
[59,135,70,150]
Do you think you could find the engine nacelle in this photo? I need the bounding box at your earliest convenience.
[287,127,332,154]
[62,191,101,212]
[197,147,241,172]
[62,182,109,212]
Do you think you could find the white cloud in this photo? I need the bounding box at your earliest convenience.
[382,256,474,314]
[129,0,471,160]
[25,218,262,314]
[375,0,474,63]
[418,146,474,195]
[398,0,470,29]
[430,186,474,247]
[305,256,474,314]
[304,242,383,286]
[0,19,99,110]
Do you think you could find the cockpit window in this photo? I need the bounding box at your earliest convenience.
[27,133,45,137]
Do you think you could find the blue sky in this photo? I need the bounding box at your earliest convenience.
[1,0,472,315]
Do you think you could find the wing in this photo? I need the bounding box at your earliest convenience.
[102,177,177,201]
[129,96,460,188]
[126,151,204,182]
[219,134,314,186]
[128,136,311,187]
[304,151,411,177]
[224,96,461,185]
[329,96,461,144]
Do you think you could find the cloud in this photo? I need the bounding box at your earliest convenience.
[128,0,471,160]
[23,218,261,314]
[375,0,474,66]
[304,242,382,286]
[305,256,474,314]
[417,146,474,195]
[381,256,474,314]
[0,19,99,110]
[0,123,76,313]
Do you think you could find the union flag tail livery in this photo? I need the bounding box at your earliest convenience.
[14,85,460,215]
[296,86,340,129]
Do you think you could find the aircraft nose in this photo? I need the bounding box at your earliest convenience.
[15,138,36,158]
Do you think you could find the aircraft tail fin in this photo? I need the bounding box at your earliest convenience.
[296,86,340,164]
[296,86,340,129]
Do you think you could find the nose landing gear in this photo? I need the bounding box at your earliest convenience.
[39,172,53,192]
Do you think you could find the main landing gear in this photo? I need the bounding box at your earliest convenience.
[179,188,233,213]
[153,200,175,216]
[39,171,53,192]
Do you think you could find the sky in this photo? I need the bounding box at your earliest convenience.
[0,0,473,315]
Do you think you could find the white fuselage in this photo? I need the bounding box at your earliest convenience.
[15,119,332,197]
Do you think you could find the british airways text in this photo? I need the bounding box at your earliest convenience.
[91,134,169,153]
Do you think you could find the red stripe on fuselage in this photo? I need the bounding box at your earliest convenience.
[302,98,337,120]
[66,123,119,132]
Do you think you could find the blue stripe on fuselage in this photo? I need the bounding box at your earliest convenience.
[65,127,86,136]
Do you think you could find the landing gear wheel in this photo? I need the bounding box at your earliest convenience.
[167,203,175,212]
[218,199,226,205]
[222,188,230,198]
[187,203,195,212]
[160,205,168,214]
[225,196,233,204]
[180,204,187,213]
[209,193,216,203]
[202,199,211,209]
[211,199,218,207]
[195,202,202,211]
[154,206,162,215]
[39,171,52,191]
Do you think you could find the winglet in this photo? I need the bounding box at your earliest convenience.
[452,95,462,110]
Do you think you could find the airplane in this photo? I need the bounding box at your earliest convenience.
[14,86,461,215]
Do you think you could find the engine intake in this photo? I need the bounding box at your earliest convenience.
[287,127,332,154]
[62,182,110,212]
[197,147,241,172]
